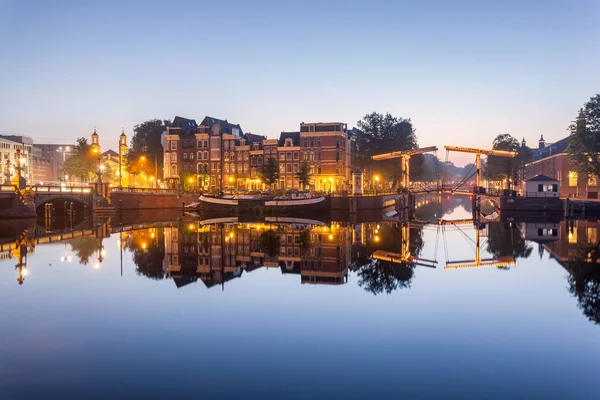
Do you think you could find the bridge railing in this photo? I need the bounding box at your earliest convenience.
[32,186,92,194]
[110,187,178,194]
[0,184,17,192]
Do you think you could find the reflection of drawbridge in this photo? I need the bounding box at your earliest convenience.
[372,221,438,268]
[438,218,516,269]
[371,217,516,270]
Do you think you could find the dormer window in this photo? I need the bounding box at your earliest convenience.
[253,143,259,150]
[285,138,293,147]
[240,138,246,146]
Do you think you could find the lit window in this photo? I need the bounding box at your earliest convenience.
[568,171,578,187]
[588,228,598,244]
[568,229,577,244]
[588,174,598,186]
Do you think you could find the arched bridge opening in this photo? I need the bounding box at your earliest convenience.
[35,197,88,217]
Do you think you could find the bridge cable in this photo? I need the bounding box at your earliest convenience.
[453,223,477,251]
[442,225,449,263]
[441,150,450,190]
[452,169,477,192]
[433,224,440,263]
[434,149,441,191]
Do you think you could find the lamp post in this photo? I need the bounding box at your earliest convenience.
[4,159,11,184]
[11,148,27,189]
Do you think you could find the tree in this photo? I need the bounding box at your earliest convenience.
[568,94,600,182]
[129,119,171,179]
[258,157,279,189]
[180,171,196,192]
[296,161,311,189]
[355,112,420,187]
[485,134,532,188]
[63,137,97,182]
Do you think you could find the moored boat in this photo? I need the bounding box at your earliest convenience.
[197,194,329,214]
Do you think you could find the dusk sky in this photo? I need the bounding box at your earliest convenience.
[1,0,598,166]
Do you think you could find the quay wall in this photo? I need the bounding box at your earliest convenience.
[0,192,36,218]
[108,192,197,210]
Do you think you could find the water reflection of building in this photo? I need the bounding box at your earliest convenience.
[519,221,560,259]
[162,219,352,288]
[542,220,599,263]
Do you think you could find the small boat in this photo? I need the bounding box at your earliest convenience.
[197,194,329,214]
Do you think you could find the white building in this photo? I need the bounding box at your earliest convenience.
[523,174,559,197]
[0,135,34,184]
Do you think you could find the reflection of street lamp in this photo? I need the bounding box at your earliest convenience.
[374,175,380,195]
[60,243,72,262]
[329,177,333,193]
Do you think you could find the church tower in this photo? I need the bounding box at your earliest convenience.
[538,134,546,149]
[91,127,100,155]
[119,128,128,187]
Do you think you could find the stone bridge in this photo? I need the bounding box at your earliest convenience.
[31,186,95,214]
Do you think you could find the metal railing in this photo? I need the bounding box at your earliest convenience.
[32,186,92,194]
[0,184,17,192]
[522,191,559,198]
[110,187,178,194]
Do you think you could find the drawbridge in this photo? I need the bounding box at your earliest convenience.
[371,145,517,196]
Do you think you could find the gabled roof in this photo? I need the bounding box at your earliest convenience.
[278,131,300,147]
[526,174,559,182]
[172,116,198,133]
[244,133,266,144]
[101,149,119,158]
[200,116,243,136]
[530,136,570,161]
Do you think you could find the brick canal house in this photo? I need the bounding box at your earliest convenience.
[162,117,353,193]
[523,135,599,199]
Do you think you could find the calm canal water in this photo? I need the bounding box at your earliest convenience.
[1,197,599,399]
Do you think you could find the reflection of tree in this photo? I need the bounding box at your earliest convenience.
[129,238,165,280]
[260,229,280,258]
[70,236,101,265]
[567,241,600,324]
[486,223,532,260]
[357,259,414,295]
[356,223,424,295]
[299,230,311,258]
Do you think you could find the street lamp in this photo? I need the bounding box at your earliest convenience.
[97,163,105,187]
[329,177,334,194]
[374,175,380,195]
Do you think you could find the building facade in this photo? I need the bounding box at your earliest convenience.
[524,136,599,199]
[162,117,352,193]
[35,144,74,183]
[0,135,33,184]
[31,146,53,184]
